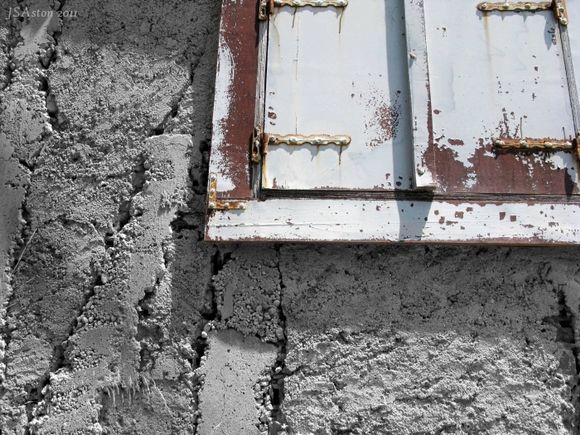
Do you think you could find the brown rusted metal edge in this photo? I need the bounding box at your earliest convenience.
[208,174,247,211]
[260,189,580,204]
[213,0,259,201]
[206,235,580,247]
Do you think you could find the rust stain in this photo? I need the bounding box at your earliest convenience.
[448,138,464,146]
[499,212,506,220]
[377,104,400,139]
[268,111,278,120]
[208,174,246,211]
[469,143,579,195]
[426,145,469,192]
[454,211,464,219]
[426,135,579,195]
[368,102,401,148]
[214,0,259,201]
[425,81,436,175]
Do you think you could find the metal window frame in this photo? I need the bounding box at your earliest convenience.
[205,0,580,245]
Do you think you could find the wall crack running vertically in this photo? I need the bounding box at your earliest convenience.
[267,244,289,435]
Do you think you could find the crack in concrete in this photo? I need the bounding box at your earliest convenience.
[150,58,198,137]
[0,182,34,408]
[191,247,229,435]
[150,81,189,136]
[135,274,165,374]
[2,2,218,432]
[116,154,146,231]
[23,149,149,426]
[98,36,215,423]
[1,6,22,91]
[8,216,105,431]
[169,150,203,240]
[554,285,580,434]
[0,4,66,384]
[28,217,140,427]
[0,0,67,372]
[37,0,65,133]
[542,271,580,434]
[150,26,211,138]
[268,245,289,435]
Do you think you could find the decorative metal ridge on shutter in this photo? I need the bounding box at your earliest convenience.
[477,0,569,25]
[251,128,351,162]
[493,137,580,163]
[259,0,349,20]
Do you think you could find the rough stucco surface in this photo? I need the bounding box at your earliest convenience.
[0,1,579,434]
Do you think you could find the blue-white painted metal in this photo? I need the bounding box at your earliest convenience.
[263,0,414,190]
[420,0,578,192]
[207,197,580,244]
[206,0,580,244]
[404,0,436,189]
[566,0,580,135]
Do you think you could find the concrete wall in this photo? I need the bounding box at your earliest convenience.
[0,1,579,434]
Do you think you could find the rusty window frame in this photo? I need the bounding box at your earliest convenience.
[205,0,580,244]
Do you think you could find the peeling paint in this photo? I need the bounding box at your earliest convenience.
[210,40,235,193]
[207,198,580,244]
[207,0,258,200]
[263,0,414,191]
[368,102,401,148]
[420,1,579,195]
